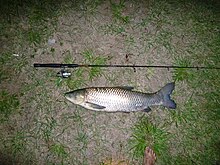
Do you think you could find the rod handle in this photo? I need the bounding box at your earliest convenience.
[33,63,79,68]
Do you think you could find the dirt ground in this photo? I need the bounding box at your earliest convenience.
[1,1,183,164]
[31,2,174,164]
[1,0,219,165]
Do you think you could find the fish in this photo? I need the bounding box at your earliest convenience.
[65,82,176,112]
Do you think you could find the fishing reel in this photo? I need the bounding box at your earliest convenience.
[56,67,71,78]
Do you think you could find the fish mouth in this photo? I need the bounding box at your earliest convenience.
[64,92,73,101]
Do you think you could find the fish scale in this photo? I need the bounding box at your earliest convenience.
[85,88,144,111]
[65,82,176,112]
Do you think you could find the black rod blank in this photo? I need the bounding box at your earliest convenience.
[33,63,220,70]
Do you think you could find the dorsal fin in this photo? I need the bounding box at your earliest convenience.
[117,86,134,90]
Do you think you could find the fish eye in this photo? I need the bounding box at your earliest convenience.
[65,90,85,104]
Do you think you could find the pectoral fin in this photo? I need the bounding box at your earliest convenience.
[142,107,152,113]
[85,102,106,109]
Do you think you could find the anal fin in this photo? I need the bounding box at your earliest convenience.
[142,107,152,113]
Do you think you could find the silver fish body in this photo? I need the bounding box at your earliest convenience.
[65,82,176,112]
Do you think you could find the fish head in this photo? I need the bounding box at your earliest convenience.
[65,89,85,104]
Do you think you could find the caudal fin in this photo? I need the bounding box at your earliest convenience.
[158,82,176,109]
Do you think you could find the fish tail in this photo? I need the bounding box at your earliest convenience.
[158,82,176,109]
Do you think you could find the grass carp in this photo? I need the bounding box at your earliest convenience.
[65,82,176,112]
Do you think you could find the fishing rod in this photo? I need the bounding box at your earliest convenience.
[33,63,220,78]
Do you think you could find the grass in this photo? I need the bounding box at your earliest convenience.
[0,91,20,122]
[0,0,220,164]
[49,143,68,161]
[100,23,126,35]
[99,0,130,36]
[68,0,104,14]
[0,0,63,97]
[10,131,26,156]
[0,53,12,82]
[63,49,108,89]
[41,116,57,142]
[110,0,130,24]
[0,52,28,81]
[0,0,60,48]
[1,130,34,164]
[28,30,42,46]
[173,57,195,82]
[129,116,169,161]
[128,0,220,164]
[82,50,108,80]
